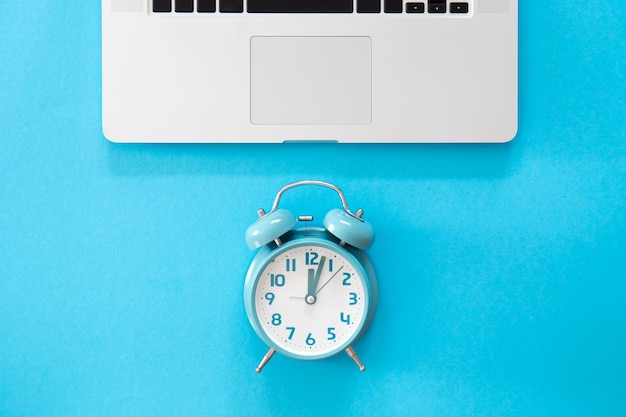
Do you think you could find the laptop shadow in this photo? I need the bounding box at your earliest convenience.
[106,141,515,181]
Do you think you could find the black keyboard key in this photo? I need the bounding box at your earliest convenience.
[220,0,243,12]
[358,0,381,13]
[450,2,469,13]
[175,0,193,12]
[153,0,172,12]
[406,2,425,13]
[428,0,446,13]
[384,0,402,13]
[198,0,216,12]
[247,0,353,13]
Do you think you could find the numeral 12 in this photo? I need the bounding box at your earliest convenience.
[305,251,319,265]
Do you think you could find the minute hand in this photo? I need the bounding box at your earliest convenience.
[315,265,345,296]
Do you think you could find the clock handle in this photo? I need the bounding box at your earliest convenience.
[269,180,364,222]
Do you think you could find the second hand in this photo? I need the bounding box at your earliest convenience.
[315,266,344,295]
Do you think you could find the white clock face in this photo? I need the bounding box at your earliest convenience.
[253,244,367,358]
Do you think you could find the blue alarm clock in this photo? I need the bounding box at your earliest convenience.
[244,181,378,372]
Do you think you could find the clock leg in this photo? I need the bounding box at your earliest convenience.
[255,347,276,373]
[345,346,366,372]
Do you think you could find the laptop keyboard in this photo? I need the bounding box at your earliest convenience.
[153,0,471,14]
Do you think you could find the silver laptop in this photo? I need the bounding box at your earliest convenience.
[102,0,517,143]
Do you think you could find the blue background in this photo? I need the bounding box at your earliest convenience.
[1,2,625,416]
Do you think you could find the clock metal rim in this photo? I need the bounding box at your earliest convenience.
[244,231,377,361]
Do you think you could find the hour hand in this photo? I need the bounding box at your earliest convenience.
[305,269,317,304]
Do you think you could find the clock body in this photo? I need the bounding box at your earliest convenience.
[244,228,377,360]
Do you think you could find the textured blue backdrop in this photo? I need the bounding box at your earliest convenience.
[1,2,625,416]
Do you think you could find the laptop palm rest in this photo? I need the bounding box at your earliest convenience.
[250,36,372,125]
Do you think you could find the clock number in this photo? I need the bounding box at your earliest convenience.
[270,273,285,287]
[265,292,275,305]
[340,312,351,325]
[349,292,358,305]
[286,326,295,340]
[328,259,333,272]
[305,251,319,265]
[342,272,352,286]
[271,313,282,326]
[306,333,316,346]
[327,327,336,340]
[286,258,296,272]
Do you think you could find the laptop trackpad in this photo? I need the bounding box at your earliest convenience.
[250,36,372,125]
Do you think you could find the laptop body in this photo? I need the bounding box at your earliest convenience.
[102,0,517,143]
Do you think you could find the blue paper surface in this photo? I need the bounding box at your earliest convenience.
[1,2,625,416]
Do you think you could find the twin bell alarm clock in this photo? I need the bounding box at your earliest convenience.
[244,181,378,372]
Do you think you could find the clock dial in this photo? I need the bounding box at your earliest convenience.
[253,244,367,358]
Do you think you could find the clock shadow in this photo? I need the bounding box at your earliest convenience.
[258,353,372,415]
